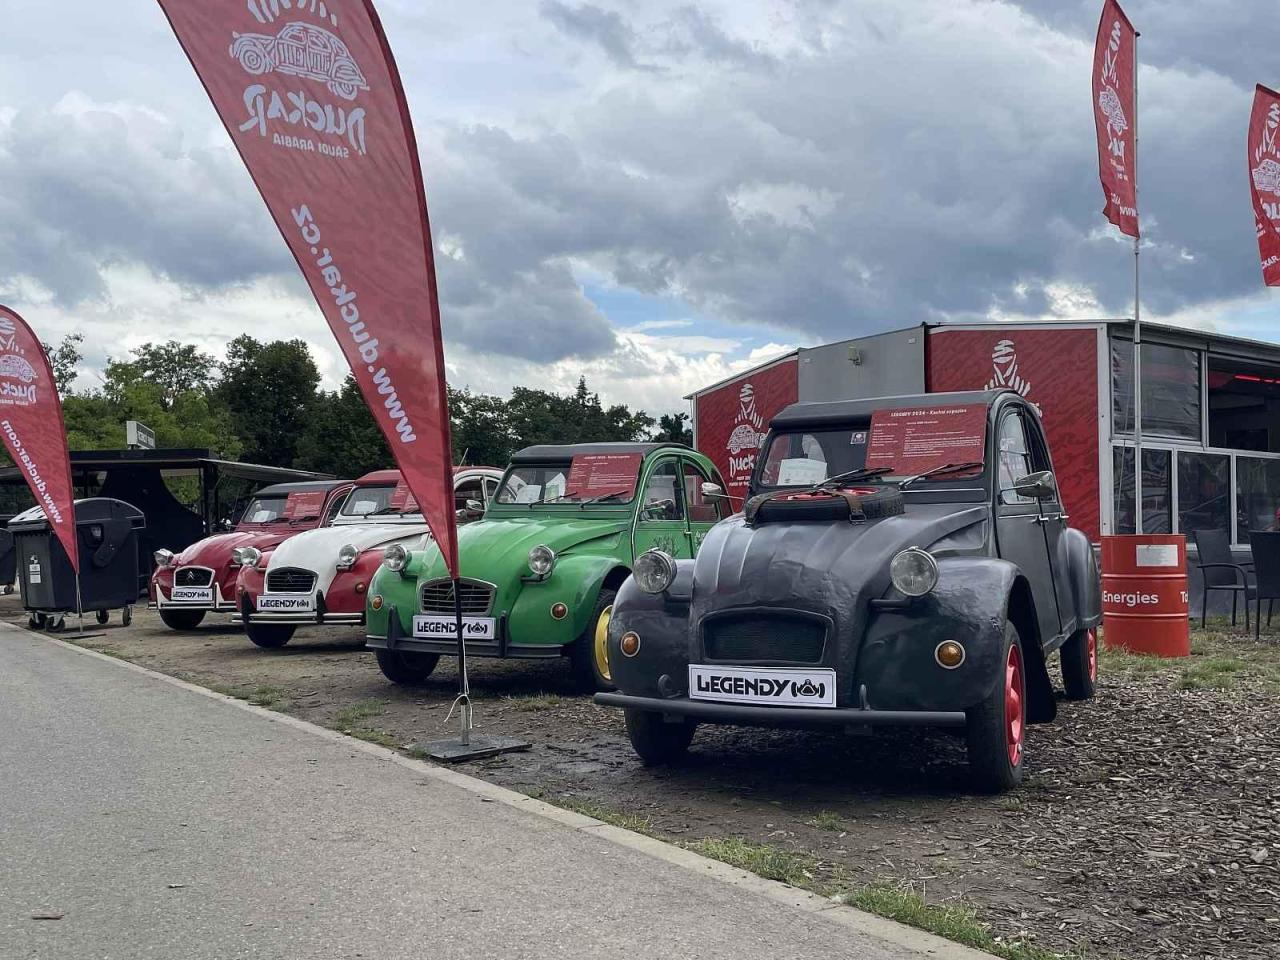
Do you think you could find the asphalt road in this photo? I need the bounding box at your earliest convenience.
[0,625,984,960]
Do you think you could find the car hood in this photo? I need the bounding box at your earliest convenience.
[417,515,628,582]
[690,502,989,624]
[266,522,432,577]
[174,529,291,569]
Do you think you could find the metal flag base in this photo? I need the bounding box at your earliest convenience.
[416,734,531,763]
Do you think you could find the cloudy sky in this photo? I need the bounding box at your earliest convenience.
[1,0,1276,415]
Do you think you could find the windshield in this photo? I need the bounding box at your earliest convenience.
[495,463,636,506]
[238,497,289,525]
[340,484,419,518]
[758,425,984,487]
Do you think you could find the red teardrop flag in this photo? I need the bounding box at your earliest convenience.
[1247,84,1280,286]
[0,305,78,574]
[1092,0,1139,238]
[154,0,460,576]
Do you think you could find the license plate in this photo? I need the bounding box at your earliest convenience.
[413,615,496,641]
[256,594,314,612]
[689,664,837,708]
[170,587,212,603]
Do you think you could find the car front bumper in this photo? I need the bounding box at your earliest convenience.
[365,606,562,659]
[592,692,967,729]
[151,584,238,613]
[234,595,363,626]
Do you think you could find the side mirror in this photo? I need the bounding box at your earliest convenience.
[456,498,485,522]
[1013,470,1057,501]
[701,482,726,499]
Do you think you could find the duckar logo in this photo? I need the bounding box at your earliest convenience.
[0,318,38,408]
[231,2,370,158]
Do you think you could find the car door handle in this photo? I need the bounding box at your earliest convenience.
[1033,514,1067,525]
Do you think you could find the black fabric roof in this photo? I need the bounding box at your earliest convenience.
[511,442,688,462]
[770,390,1008,428]
[254,480,351,497]
[0,448,332,486]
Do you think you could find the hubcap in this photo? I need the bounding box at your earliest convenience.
[593,604,613,682]
[1005,642,1025,768]
[1087,629,1098,683]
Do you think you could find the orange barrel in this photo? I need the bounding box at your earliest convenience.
[1100,534,1190,657]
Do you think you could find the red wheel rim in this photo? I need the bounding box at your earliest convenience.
[1087,629,1098,683]
[1005,642,1025,768]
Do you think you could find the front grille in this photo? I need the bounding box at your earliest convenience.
[704,615,827,664]
[420,579,494,615]
[266,568,317,594]
[175,567,214,587]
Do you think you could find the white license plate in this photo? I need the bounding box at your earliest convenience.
[689,664,837,708]
[170,587,213,603]
[413,615,496,641]
[256,594,314,612]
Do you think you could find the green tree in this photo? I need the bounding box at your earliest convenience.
[105,341,217,409]
[43,333,84,395]
[449,386,516,466]
[296,374,390,478]
[653,412,693,446]
[504,377,654,450]
[216,335,320,467]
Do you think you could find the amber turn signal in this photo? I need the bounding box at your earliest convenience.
[620,631,641,657]
[370,595,384,611]
[550,602,568,620]
[935,640,965,669]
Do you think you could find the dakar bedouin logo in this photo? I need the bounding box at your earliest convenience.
[986,339,1042,415]
[726,382,766,483]
[233,0,370,158]
[0,317,38,407]
[1253,101,1280,222]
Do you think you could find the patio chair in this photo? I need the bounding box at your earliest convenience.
[1191,529,1253,629]
[1247,531,1280,640]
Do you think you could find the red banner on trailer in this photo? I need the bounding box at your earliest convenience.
[694,358,799,500]
[1247,84,1280,286]
[0,305,78,573]
[1092,0,1139,238]
[155,0,460,576]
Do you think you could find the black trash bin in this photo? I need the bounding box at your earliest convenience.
[0,526,15,594]
[10,498,146,631]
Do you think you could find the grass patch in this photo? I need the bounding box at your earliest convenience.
[689,837,817,887]
[333,699,386,728]
[346,727,400,748]
[843,881,1066,960]
[502,693,570,712]
[1101,627,1280,693]
[808,810,845,832]
[247,684,288,707]
[552,796,654,835]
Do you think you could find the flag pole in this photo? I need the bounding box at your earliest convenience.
[1132,27,1143,534]
[75,570,84,637]
[453,578,472,746]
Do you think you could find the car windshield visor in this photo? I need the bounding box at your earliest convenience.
[758,421,984,488]
[495,463,636,506]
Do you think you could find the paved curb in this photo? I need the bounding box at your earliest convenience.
[21,626,995,960]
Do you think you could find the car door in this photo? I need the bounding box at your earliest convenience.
[993,407,1064,646]
[632,457,692,561]
[683,459,728,556]
[1022,415,1076,636]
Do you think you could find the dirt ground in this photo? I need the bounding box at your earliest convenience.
[9,596,1279,960]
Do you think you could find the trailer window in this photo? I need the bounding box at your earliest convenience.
[1112,340,1201,441]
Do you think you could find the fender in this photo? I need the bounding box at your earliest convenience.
[1063,527,1102,632]
[508,554,628,648]
[606,560,696,699]
[857,557,1020,713]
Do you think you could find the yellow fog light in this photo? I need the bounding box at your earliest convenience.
[620,631,641,658]
[550,602,568,620]
[370,595,384,611]
[935,640,965,669]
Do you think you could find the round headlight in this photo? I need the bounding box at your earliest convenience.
[337,543,358,569]
[634,549,676,594]
[154,548,174,567]
[890,547,939,597]
[528,544,556,577]
[383,543,409,572]
[239,546,262,568]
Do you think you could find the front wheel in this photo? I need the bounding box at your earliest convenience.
[1060,627,1098,701]
[375,648,439,685]
[624,709,696,766]
[965,622,1026,793]
[245,622,295,649]
[569,588,616,693]
[95,609,110,626]
[160,608,207,631]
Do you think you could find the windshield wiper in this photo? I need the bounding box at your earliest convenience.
[526,490,581,508]
[898,461,984,488]
[578,492,628,508]
[812,466,895,489]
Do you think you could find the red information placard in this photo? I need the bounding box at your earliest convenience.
[284,490,327,520]
[566,453,643,498]
[865,405,987,475]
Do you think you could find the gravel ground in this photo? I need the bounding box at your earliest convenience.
[8,596,1278,960]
